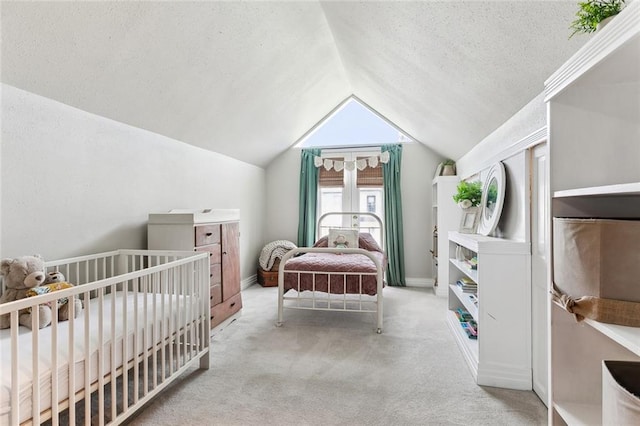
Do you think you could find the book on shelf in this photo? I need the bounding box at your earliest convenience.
[458,276,476,285]
[454,308,473,322]
[464,257,478,270]
[461,320,478,339]
[468,294,478,307]
[456,278,477,293]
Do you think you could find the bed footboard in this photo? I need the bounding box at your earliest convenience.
[0,249,210,426]
[276,247,384,333]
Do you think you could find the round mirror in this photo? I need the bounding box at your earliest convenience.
[477,162,506,236]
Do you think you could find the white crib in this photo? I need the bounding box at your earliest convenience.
[0,249,211,425]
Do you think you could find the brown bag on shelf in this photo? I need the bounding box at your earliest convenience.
[551,286,640,327]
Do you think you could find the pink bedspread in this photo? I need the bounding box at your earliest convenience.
[283,251,385,296]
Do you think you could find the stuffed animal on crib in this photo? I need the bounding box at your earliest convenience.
[25,271,83,324]
[0,255,52,329]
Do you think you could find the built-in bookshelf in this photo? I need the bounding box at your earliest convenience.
[545,2,640,423]
[431,176,459,296]
[447,231,531,389]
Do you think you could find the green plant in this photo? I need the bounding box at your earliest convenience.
[569,0,625,38]
[452,181,482,207]
[442,159,455,166]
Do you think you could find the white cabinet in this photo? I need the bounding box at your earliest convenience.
[431,176,460,296]
[447,231,531,389]
[545,2,640,423]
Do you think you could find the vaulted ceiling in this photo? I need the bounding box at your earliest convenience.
[1,1,587,167]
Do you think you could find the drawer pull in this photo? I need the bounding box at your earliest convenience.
[210,253,213,257]
[223,251,227,255]
[230,302,236,308]
[206,232,213,236]
[210,273,213,277]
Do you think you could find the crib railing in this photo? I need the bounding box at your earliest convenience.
[0,249,210,426]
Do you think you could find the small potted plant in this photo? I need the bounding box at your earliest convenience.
[569,0,626,38]
[441,159,456,176]
[452,181,482,209]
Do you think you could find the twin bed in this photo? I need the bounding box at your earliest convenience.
[0,249,210,425]
[277,212,386,333]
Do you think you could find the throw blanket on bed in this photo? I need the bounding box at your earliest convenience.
[259,240,297,271]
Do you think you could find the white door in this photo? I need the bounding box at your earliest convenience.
[530,143,549,405]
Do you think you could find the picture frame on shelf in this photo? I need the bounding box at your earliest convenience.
[459,207,480,233]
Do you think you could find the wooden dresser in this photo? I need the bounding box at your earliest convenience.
[147,209,242,330]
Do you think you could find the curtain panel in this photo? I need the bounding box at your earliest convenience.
[382,144,406,286]
[297,148,321,246]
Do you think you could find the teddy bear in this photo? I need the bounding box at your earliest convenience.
[26,271,83,323]
[0,255,52,329]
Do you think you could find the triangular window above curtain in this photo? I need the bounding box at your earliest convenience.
[295,96,413,149]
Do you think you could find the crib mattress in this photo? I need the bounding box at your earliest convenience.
[0,292,193,424]
[283,251,385,296]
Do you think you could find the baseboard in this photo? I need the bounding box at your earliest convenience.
[405,277,435,288]
[242,274,257,290]
[433,283,448,297]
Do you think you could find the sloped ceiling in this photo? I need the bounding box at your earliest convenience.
[1,1,587,167]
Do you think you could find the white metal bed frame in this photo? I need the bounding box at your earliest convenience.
[276,212,385,333]
[0,249,210,426]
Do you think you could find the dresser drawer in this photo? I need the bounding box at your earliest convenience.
[210,263,221,286]
[195,243,221,262]
[210,292,242,329]
[210,283,222,306]
[195,224,220,247]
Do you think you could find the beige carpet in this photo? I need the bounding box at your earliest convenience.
[127,285,547,425]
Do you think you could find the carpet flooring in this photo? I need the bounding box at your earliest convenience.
[127,284,547,425]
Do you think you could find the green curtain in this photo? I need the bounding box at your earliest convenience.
[382,144,406,286]
[297,148,321,246]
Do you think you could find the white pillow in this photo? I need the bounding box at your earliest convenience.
[328,229,359,249]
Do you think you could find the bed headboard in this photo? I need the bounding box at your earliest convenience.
[317,211,384,249]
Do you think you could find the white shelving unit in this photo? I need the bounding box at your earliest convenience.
[431,175,459,296]
[447,231,531,390]
[545,2,640,424]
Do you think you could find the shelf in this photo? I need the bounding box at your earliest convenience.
[446,310,478,378]
[449,231,530,255]
[583,317,640,356]
[554,182,640,198]
[544,0,640,101]
[449,259,478,284]
[551,301,640,355]
[553,401,601,426]
[449,284,478,321]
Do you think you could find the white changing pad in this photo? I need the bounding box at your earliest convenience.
[0,291,194,424]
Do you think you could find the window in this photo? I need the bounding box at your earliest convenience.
[295,96,413,149]
[318,150,384,245]
[367,195,376,213]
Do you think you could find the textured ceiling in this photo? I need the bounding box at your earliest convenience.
[1,1,587,167]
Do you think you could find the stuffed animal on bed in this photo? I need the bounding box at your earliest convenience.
[26,271,83,323]
[333,234,349,249]
[0,255,52,329]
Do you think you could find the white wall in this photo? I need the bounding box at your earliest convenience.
[457,92,546,179]
[1,84,266,282]
[264,142,442,284]
[455,93,548,241]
